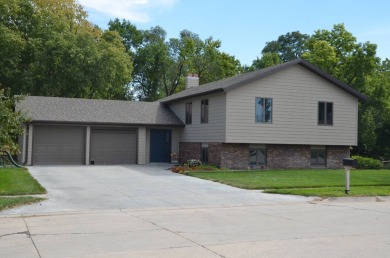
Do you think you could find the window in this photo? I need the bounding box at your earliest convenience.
[311,146,326,166]
[255,97,272,123]
[318,102,333,125]
[185,102,192,124]
[249,147,266,166]
[201,99,209,123]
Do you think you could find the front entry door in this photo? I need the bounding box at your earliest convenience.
[150,129,171,162]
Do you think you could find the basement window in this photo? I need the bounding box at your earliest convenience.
[311,146,326,166]
[249,146,266,166]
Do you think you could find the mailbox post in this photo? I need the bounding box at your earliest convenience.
[343,158,358,194]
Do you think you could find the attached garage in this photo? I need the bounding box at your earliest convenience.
[33,125,85,165]
[18,96,184,166]
[90,129,137,165]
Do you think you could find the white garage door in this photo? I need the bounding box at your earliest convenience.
[33,125,85,165]
[90,129,137,165]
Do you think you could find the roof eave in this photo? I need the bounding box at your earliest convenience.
[159,88,225,104]
[26,120,185,127]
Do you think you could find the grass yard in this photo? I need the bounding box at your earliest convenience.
[186,169,390,197]
[0,167,46,211]
[0,197,45,211]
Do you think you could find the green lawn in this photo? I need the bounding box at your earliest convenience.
[0,167,46,196]
[186,169,390,197]
[0,167,46,211]
[0,197,45,211]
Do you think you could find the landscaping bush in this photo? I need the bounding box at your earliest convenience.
[352,156,384,169]
[171,166,186,173]
[184,159,202,167]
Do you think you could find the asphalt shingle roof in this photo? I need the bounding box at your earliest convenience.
[18,96,184,126]
[159,59,368,103]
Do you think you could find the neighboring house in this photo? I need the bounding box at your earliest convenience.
[18,59,367,168]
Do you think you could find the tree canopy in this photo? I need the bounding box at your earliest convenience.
[109,20,242,101]
[0,0,133,99]
[0,89,28,154]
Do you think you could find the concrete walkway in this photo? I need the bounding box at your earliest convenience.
[1,165,390,257]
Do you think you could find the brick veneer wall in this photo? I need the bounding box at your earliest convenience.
[179,142,350,169]
[220,143,250,169]
[179,142,201,164]
[327,146,350,168]
[208,143,222,167]
[267,144,311,169]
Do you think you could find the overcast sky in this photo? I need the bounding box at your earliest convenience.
[79,0,390,66]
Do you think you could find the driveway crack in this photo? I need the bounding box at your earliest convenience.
[23,217,42,258]
[0,231,29,238]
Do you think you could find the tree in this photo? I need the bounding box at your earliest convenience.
[262,31,309,62]
[131,26,168,101]
[0,89,28,154]
[252,52,283,70]
[0,0,133,99]
[109,21,242,100]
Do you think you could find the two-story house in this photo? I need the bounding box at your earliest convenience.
[18,59,367,168]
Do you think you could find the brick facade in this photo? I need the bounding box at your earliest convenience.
[208,143,222,167]
[327,146,350,168]
[179,142,350,169]
[220,143,250,169]
[179,142,201,164]
[267,145,311,169]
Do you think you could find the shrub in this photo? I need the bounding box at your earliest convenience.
[352,156,384,169]
[171,166,186,173]
[185,159,202,167]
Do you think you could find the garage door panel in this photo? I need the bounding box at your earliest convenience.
[90,129,137,165]
[33,126,85,165]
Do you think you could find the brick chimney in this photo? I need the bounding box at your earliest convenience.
[185,74,199,89]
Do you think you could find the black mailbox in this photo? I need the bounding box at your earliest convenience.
[343,158,358,168]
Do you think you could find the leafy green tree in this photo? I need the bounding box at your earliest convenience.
[252,52,283,70]
[109,21,241,100]
[262,31,309,62]
[131,26,168,101]
[0,0,133,99]
[301,40,338,73]
[0,89,28,154]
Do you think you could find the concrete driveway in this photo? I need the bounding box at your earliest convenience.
[1,165,390,257]
[3,165,309,214]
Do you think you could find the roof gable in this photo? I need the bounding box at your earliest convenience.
[159,59,368,103]
[18,96,184,126]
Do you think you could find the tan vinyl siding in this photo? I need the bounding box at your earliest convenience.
[145,128,150,163]
[85,126,91,165]
[226,65,358,146]
[137,127,146,164]
[172,128,181,153]
[27,124,33,165]
[169,92,226,142]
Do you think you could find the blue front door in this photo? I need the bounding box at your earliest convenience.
[150,129,172,162]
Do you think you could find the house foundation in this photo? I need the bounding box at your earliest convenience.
[179,142,350,169]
